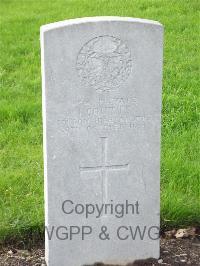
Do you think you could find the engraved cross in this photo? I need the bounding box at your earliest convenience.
[80,137,129,203]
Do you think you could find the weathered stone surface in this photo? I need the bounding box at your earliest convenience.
[41,16,163,266]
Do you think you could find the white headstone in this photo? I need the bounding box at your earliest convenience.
[41,17,163,266]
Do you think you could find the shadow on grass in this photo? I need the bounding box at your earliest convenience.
[0,225,44,250]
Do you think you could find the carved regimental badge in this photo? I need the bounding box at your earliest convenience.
[76,36,132,92]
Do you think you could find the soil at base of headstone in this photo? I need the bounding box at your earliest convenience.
[0,238,199,266]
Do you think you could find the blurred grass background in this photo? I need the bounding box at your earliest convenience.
[0,0,199,243]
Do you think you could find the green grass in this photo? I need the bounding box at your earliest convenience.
[0,0,199,243]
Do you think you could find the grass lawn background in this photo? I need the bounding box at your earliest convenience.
[0,0,199,243]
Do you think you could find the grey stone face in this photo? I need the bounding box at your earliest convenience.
[41,17,163,266]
